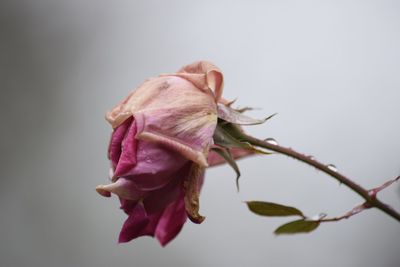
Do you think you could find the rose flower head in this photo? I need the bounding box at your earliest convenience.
[96,61,268,246]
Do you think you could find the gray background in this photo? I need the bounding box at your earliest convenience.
[1,0,399,266]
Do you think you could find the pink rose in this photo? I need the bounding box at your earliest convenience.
[96,61,255,246]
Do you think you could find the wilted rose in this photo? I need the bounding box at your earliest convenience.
[96,61,256,246]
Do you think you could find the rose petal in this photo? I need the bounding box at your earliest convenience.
[113,118,138,178]
[134,106,216,168]
[172,61,224,102]
[119,198,137,214]
[143,163,190,214]
[106,70,219,168]
[122,140,188,191]
[108,116,133,169]
[96,177,145,200]
[131,76,217,167]
[118,203,150,243]
[106,78,171,128]
[155,197,187,246]
[183,164,205,224]
[106,61,223,128]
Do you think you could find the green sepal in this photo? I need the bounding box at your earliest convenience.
[213,123,270,155]
[211,147,241,191]
[217,103,276,125]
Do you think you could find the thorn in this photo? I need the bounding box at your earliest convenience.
[368,176,400,197]
[226,98,237,107]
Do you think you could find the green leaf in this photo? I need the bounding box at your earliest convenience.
[211,147,241,191]
[246,201,304,217]
[274,219,320,235]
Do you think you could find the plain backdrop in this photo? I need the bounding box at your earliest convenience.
[1,1,399,266]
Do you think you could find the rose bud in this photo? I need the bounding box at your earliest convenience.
[96,61,266,246]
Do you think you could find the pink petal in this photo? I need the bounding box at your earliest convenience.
[95,177,145,200]
[118,203,150,243]
[172,61,224,102]
[122,140,188,191]
[134,104,216,168]
[119,198,137,214]
[105,71,219,167]
[143,163,191,214]
[155,197,187,246]
[142,213,163,237]
[108,117,133,169]
[106,61,223,128]
[118,202,174,244]
[113,118,138,178]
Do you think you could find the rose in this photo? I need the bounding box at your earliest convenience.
[96,61,254,246]
[96,61,222,246]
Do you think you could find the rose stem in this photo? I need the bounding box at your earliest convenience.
[319,202,368,223]
[242,134,400,222]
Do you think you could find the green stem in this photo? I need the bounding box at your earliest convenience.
[243,134,400,223]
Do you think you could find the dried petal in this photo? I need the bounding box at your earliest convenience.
[183,164,205,224]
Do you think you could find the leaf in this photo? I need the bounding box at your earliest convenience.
[217,103,276,125]
[213,124,269,154]
[211,147,241,191]
[246,201,304,217]
[274,219,320,235]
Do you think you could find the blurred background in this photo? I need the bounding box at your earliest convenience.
[1,0,399,266]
